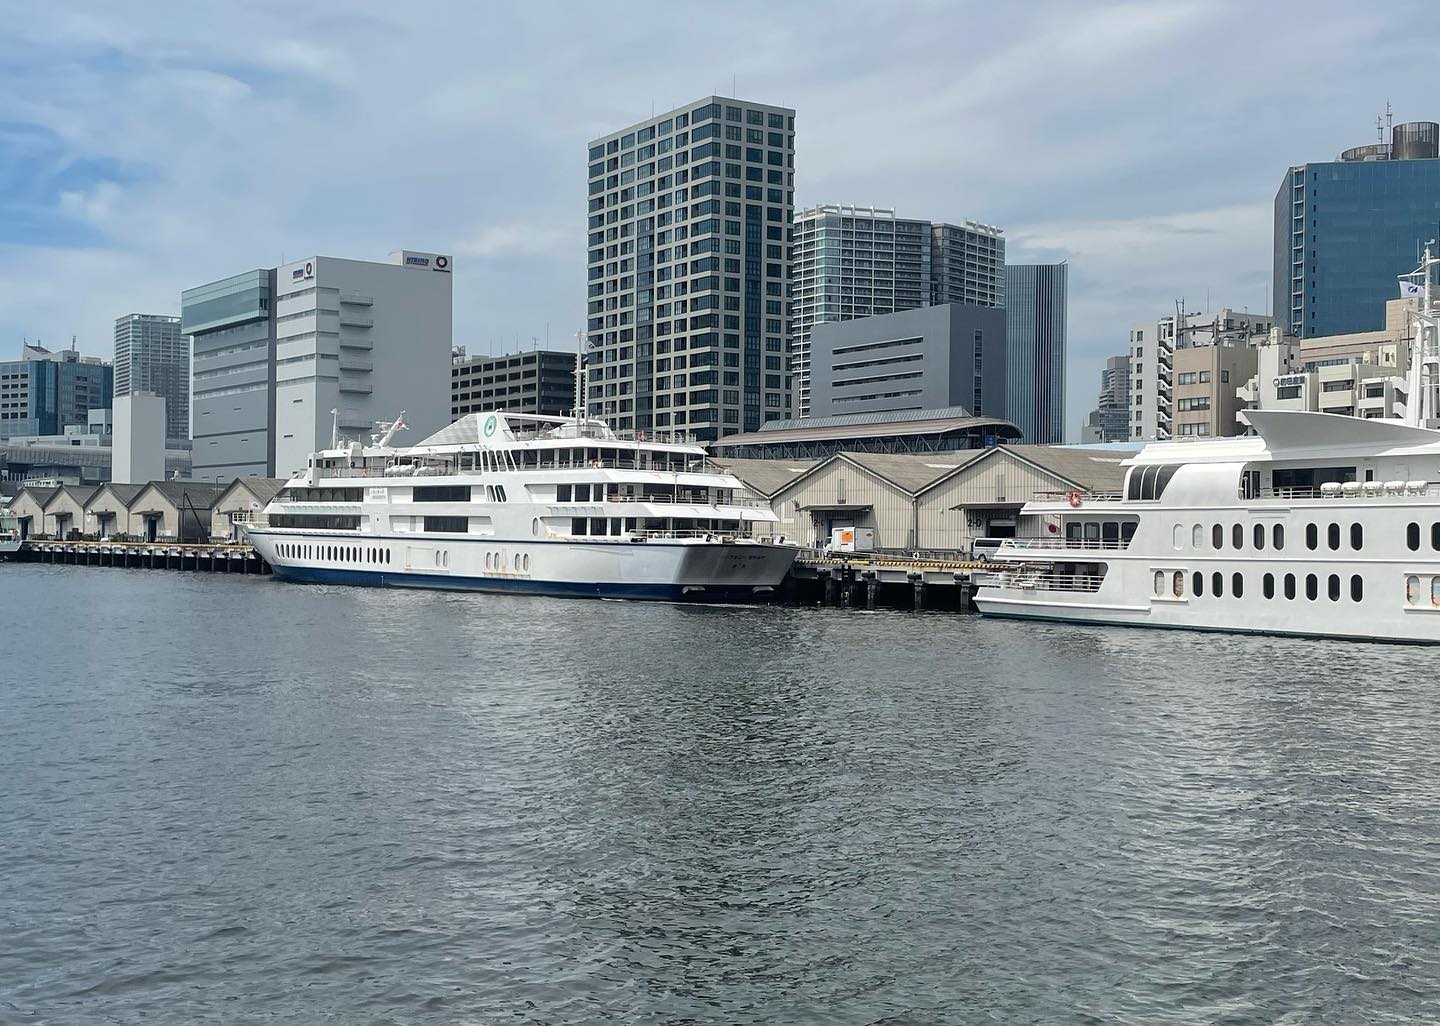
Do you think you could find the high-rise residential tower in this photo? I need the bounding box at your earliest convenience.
[1003,263,1067,443]
[1274,119,1440,339]
[182,250,453,481]
[790,204,1003,417]
[114,313,189,442]
[1081,354,1132,443]
[586,96,796,441]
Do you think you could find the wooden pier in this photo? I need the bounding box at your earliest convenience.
[14,540,269,574]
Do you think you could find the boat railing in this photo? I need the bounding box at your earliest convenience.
[603,493,770,509]
[625,529,747,542]
[1246,481,1438,501]
[1032,490,1126,503]
[312,457,722,480]
[993,570,1107,593]
[1005,537,1130,551]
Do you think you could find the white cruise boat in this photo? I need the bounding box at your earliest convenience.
[0,508,20,557]
[239,410,798,602]
[976,253,1440,643]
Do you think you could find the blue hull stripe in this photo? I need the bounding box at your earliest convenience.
[271,564,773,602]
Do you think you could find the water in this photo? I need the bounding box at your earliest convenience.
[3,564,1440,1024]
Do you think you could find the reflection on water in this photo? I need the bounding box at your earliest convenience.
[2,564,1439,1023]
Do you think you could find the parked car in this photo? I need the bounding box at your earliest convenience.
[970,537,1005,562]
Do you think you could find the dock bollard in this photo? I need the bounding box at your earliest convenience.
[863,570,878,610]
[908,571,926,611]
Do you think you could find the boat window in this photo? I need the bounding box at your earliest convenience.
[1305,524,1318,550]
[423,516,468,534]
[1232,524,1243,550]
[1122,522,1137,542]
[1433,577,1440,607]
[1263,573,1275,599]
[496,487,508,503]
[1407,576,1421,605]
[575,484,591,502]
[1409,523,1421,551]
[1102,522,1120,544]
[1191,524,1203,548]
[413,485,470,503]
[1273,524,1284,550]
[1253,524,1265,550]
[1350,523,1362,551]
[1127,469,1140,500]
[1352,575,1364,603]
[571,518,588,535]
[1193,571,1204,597]
[1172,571,1184,598]
[1305,574,1318,601]
[590,518,608,535]
[1172,525,1183,550]
[1284,573,1296,600]
[1327,523,1340,551]
[532,518,541,537]
[1232,573,1243,598]
[1128,465,1179,501]
[1433,523,1440,551]
[1154,570,1165,596]
[1084,522,1101,542]
[1327,574,1340,602]
[557,484,572,502]
[523,554,531,572]
[1212,571,1223,597]
[1211,524,1223,550]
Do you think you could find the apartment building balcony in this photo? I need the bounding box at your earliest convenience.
[339,377,373,395]
[339,356,373,373]
[339,292,374,306]
[339,311,374,328]
[338,334,373,350]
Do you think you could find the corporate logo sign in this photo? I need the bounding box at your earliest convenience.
[290,260,315,282]
[401,252,452,272]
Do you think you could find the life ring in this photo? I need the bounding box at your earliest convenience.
[1066,490,1083,508]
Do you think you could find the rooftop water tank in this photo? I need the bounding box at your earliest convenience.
[1392,122,1439,160]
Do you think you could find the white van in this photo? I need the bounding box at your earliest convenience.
[970,537,1005,562]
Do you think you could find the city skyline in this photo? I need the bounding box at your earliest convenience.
[0,1,1435,440]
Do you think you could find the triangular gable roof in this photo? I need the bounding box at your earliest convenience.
[773,449,987,500]
[132,480,229,512]
[12,485,57,510]
[41,484,99,511]
[710,457,818,498]
[89,482,147,508]
[918,445,1129,499]
[215,477,287,508]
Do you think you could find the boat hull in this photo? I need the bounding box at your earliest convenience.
[247,529,797,603]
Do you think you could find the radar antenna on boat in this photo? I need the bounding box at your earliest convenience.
[1403,246,1440,427]
[371,411,408,447]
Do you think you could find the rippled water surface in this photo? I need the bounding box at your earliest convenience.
[4,563,1440,1023]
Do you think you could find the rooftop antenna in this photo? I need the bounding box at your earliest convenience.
[329,408,339,449]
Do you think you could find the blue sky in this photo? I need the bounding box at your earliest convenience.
[0,0,1434,438]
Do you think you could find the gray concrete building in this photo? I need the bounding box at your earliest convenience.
[114,313,188,441]
[451,348,576,420]
[587,96,796,441]
[790,204,1004,417]
[807,303,1007,422]
[1004,264,1067,444]
[183,250,453,481]
[1081,354,1132,443]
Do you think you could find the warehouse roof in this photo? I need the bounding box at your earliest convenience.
[710,456,818,497]
[712,407,1021,451]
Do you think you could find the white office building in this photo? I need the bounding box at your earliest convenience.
[183,250,453,481]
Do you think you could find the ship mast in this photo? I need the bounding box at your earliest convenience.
[1405,246,1440,427]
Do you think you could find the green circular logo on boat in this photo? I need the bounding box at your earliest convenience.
[484,415,497,437]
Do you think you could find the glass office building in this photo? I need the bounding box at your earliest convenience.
[1274,122,1440,338]
[586,96,796,442]
[1004,263,1067,444]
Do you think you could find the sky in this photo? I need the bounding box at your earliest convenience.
[0,0,1435,440]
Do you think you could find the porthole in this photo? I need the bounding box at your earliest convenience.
[1432,523,1440,551]
[1327,523,1340,551]
[1193,571,1204,597]
[1284,573,1296,600]
[523,554,531,572]
[1351,524,1362,551]
[1408,523,1420,551]
[1154,570,1165,596]
[1273,524,1285,550]
[1407,575,1420,605]
[1172,571,1184,598]
[1232,572,1243,598]
[1232,524,1243,550]
[1172,524,1182,551]
[1327,574,1340,602]
[1191,524,1203,548]
[513,553,521,571]
[1306,524,1318,551]
[1351,575,1364,603]
[1433,577,1440,607]
[1212,524,1223,550]
[485,552,492,571]
[1263,573,1275,599]
[1253,524,1265,550]
[1305,574,1318,601]
[533,518,542,538]
[1212,571,1223,597]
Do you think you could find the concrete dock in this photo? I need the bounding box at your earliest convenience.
[13,540,269,574]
